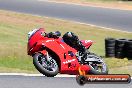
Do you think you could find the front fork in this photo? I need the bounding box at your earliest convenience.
[39,50,51,62]
[46,52,52,62]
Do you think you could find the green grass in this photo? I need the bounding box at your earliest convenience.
[0,10,132,74]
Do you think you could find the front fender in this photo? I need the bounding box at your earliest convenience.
[38,50,47,55]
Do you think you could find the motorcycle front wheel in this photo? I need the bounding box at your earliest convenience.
[33,53,59,77]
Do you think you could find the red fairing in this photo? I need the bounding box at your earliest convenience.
[27,28,46,55]
[27,28,92,75]
[81,40,93,49]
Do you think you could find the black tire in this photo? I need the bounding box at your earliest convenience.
[115,39,127,59]
[115,52,125,59]
[115,39,128,49]
[125,40,132,51]
[126,51,132,59]
[115,47,123,52]
[105,43,115,47]
[115,46,125,54]
[116,44,125,48]
[105,38,116,44]
[105,38,116,57]
[126,39,132,45]
[105,50,115,54]
[33,53,59,77]
[126,49,132,53]
[126,54,132,59]
[87,53,108,75]
[126,45,132,50]
[106,48,115,53]
[105,42,115,48]
[105,46,115,57]
[115,39,127,51]
[126,54,132,60]
[105,53,115,57]
[106,47,115,50]
[115,39,127,45]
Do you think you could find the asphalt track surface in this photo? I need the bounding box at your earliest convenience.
[0,0,132,32]
[0,75,131,88]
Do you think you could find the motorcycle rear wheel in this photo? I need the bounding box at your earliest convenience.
[33,53,59,77]
[86,53,108,74]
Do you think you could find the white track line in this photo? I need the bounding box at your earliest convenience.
[0,73,76,77]
[38,0,132,11]
[0,73,131,79]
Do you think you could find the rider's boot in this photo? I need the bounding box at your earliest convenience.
[77,41,89,63]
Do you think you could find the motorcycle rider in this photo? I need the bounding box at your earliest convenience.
[62,32,86,53]
[46,31,87,62]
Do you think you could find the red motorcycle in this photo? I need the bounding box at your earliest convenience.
[27,28,108,77]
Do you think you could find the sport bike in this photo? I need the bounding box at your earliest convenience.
[27,28,108,77]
